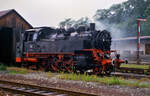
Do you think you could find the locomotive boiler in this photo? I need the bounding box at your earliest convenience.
[16,23,125,75]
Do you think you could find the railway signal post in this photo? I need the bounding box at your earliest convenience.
[137,18,146,64]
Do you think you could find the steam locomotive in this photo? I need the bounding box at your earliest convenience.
[15,23,125,75]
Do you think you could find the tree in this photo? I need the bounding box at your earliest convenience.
[93,0,150,38]
[144,3,150,17]
[59,17,91,29]
[59,18,75,28]
[73,17,91,28]
[142,16,150,36]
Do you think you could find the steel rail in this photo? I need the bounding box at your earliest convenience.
[111,72,150,79]
[0,79,97,96]
[117,67,150,75]
[0,86,46,96]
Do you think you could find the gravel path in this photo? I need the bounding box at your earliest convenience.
[0,72,150,96]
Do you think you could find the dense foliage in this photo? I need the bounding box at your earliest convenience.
[94,0,150,38]
[59,17,91,29]
[59,0,150,38]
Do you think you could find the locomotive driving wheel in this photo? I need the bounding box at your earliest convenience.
[44,59,52,72]
[38,60,47,71]
[93,65,102,75]
[50,57,61,72]
[104,64,113,75]
[63,58,73,72]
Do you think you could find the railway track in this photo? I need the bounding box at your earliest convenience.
[86,71,150,79]
[117,67,150,75]
[112,72,150,79]
[0,80,97,96]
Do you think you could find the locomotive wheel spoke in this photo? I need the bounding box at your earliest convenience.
[65,64,72,72]
[39,62,46,71]
[50,63,59,72]
[49,57,59,72]
[63,61,73,72]
[105,69,112,75]
[105,65,113,75]
[93,66,102,75]
[50,59,57,72]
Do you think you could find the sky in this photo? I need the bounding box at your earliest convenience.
[0,0,127,27]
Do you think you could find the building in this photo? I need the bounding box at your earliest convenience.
[112,36,150,56]
[0,9,32,29]
[0,9,33,41]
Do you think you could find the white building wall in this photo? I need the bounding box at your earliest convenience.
[111,40,145,55]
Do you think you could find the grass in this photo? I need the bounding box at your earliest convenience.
[0,65,30,75]
[59,72,150,88]
[0,64,7,71]
[7,67,56,77]
[120,64,150,69]
[7,67,30,75]
[46,71,58,78]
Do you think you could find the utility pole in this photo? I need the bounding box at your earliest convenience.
[137,18,146,64]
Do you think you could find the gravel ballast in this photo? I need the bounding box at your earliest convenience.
[0,72,149,96]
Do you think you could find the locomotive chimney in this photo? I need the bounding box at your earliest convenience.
[90,23,95,31]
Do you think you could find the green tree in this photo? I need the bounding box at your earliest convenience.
[59,17,91,29]
[142,16,150,36]
[73,17,91,28]
[144,4,150,17]
[59,18,75,28]
[93,0,150,38]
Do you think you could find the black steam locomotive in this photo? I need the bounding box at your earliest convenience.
[0,23,125,74]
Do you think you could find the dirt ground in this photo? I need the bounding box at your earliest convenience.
[0,72,150,96]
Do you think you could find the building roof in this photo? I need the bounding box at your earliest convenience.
[0,9,33,28]
[113,36,150,41]
[0,9,12,18]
